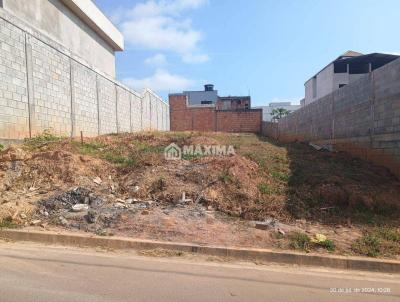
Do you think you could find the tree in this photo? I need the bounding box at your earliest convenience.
[270,108,291,121]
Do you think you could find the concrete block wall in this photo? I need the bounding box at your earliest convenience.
[141,90,151,130]
[0,8,169,142]
[116,86,131,133]
[71,61,98,137]
[170,94,262,133]
[264,58,400,178]
[0,16,29,139]
[97,76,117,135]
[29,35,72,136]
[130,93,142,131]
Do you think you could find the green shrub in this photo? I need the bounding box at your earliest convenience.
[317,239,335,251]
[352,234,381,257]
[352,227,400,257]
[0,143,4,152]
[24,129,62,149]
[289,232,311,251]
[0,217,17,229]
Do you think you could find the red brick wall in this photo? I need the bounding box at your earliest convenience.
[216,110,262,133]
[170,94,262,133]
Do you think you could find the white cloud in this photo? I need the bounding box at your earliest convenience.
[113,0,208,61]
[144,53,168,66]
[122,69,194,92]
[121,16,202,54]
[182,53,209,63]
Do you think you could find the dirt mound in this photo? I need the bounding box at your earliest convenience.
[0,146,29,162]
[1,131,399,231]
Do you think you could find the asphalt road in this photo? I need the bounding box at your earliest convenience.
[0,242,399,302]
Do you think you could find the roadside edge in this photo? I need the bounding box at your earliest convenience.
[1,229,399,273]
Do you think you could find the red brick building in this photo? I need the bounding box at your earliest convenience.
[169,85,262,133]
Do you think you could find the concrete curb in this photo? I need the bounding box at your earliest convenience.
[1,229,399,273]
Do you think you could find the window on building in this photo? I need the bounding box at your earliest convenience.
[349,63,369,74]
[244,104,250,109]
[334,62,347,73]
[201,101,212,104]
[339,84,346,88]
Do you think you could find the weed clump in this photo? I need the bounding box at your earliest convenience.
[24,129,63,149]
[289,232,335,252]
[352,227,400,257]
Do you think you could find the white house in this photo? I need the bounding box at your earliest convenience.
[304,51,399,106]
[255,102,301,122]
[0,0,123,77]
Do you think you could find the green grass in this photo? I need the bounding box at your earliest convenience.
[270,170,289,182]
[103,153,136,167]
[243,152,267,169]
[258,183,278,195]
[352,226,400,257]
[73,141,106,155]
[132,140,163,153]
[289,232,311,251]
[0,217,17,229]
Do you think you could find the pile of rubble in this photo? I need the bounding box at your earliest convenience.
[35,187,155,234]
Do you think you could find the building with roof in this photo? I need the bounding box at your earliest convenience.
[0,0,124,77]
[181,84,252,110]
[169,84,262,133]
[183,84,219,106]
[304,51,399,105]
[254,102,301,122]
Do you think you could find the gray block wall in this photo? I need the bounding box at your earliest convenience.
[97,76,117,135]
[0,8,169,142]
[0,16,29,139]
[116,86,131,133]
[130,93,142,131]
[264,58,400,178]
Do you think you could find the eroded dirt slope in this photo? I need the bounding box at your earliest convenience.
[0,131,399,258]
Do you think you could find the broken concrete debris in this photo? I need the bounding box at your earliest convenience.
[71,204,89,212]
[30,219,41,226]
[93,177,102,185]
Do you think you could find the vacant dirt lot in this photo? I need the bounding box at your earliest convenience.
[0,131,399,259]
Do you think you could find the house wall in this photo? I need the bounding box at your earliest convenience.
[264,58,400,178]
[305,64,335,106]
[255,103,301,121]
[170,94,262,133]
[0,8,169,142]
[3,0,116,77]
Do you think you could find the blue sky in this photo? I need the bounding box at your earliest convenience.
[95,0,400,106]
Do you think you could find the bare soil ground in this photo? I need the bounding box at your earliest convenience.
[0,131,399,259]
